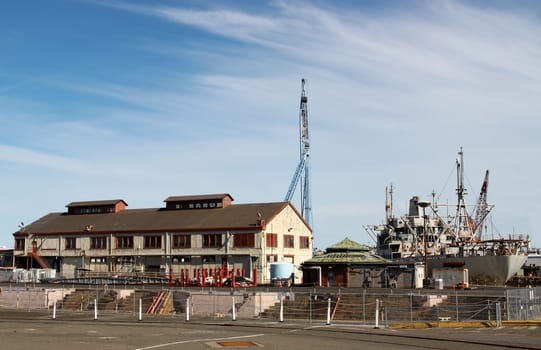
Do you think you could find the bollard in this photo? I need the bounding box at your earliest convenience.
[375,299,379,329]
[52,298,57,320]
[496,302,502,328]
[138,298,142,321]
[232,296,237,321]
[186,297,190,321]
[326,298,331,325]
[279,296,284,323]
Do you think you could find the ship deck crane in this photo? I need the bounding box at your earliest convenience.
[284,79,312,228]
[473,170,493,239]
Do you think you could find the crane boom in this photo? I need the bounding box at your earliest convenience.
[284,79,312,227]
[284,154,307,202]
[473,170,491,239]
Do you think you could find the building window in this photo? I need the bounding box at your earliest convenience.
[173,234,191,249]
[144,236,162,249]
[15,238,25,250]
[266,233,278,248]
[233,233,255,248]
[266,254,278,263]
[116,236,134,249]
[90,236,107,249]
[65,237,76,250]
[284,234,294,248]
[300,236,310,249]
[203,234,222,248]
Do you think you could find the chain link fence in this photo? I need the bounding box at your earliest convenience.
[506,286,541,320]
[1,285,539,325]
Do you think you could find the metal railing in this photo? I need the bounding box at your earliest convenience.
[1,285,540,325]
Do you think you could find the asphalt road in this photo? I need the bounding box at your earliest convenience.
[0,310,539,350]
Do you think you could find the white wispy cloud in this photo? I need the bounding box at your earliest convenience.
[0,144,89,173]
[2,0,540,247]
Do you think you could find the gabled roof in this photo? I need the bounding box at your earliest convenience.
[15,201,298,236]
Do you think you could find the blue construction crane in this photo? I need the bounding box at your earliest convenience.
[284,79,312,228]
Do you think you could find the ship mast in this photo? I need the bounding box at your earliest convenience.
[455,147,473,240]
[385,184,394,223]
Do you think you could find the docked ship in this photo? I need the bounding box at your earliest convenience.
[365,148,529,285]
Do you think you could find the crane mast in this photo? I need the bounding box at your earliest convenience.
[284,79,312,228]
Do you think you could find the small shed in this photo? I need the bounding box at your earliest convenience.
[301,238,390,287]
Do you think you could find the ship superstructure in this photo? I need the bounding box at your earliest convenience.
[365,148,529,285]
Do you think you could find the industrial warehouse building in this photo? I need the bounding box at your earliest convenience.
[12,194,313,285]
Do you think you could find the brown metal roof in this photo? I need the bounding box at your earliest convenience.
[66,199,128,208]
[16,202,293,236]
[163,194,233,202]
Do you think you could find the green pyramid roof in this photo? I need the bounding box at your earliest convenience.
[326,237,369,253]
[303,237,389,265]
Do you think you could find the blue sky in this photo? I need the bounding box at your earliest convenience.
[1,0,540,250]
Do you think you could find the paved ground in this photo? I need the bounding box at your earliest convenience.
[1,309,540,350]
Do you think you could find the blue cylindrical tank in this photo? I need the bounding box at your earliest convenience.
[270,262,295,280]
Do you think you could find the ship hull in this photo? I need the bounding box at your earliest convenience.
[427,254,527,285]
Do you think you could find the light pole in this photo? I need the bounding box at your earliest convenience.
[418,201,431,288]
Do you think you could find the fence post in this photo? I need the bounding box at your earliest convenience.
[309,289,312,323]
[496,302,502,328]
[186,297,190,321]
[455,293,459,322]
[384,303,388,328]
[375,299,379,329]
[326,298,331,325]
[94,298,98,320]
[138,298,142,321]
[232,296,237,321]
[362,289,366,323]
[52,298,57,320]
[279,295,284,323]
[409,292,413,323]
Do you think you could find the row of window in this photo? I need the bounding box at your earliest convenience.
[266,233,310,249]
[17,233,311,251]
[85,255,293,264]
[174,202,223,209]
[71,207,115,215]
